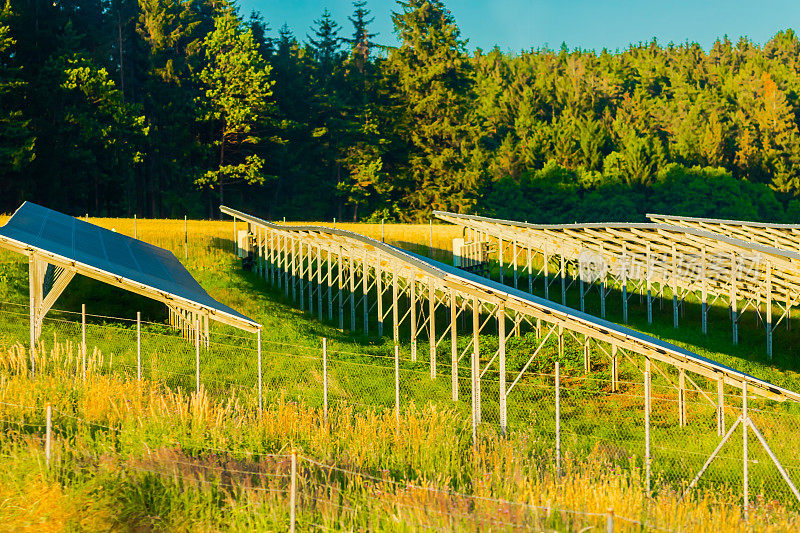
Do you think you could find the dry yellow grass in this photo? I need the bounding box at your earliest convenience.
[0,475,111,532]
[1,214,799,530]
[0,339,797,531]
[0,213,461,259]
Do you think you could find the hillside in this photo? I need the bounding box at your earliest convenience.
[0,217,799,530]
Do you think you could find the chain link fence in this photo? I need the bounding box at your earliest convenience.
[1,300,800,516]
[0,396,661,532]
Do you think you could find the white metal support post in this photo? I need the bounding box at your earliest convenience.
[136,311,141,381]
[395,344,400,430]
[451,289,458,401]
[645,359,651,495]
[743,381,749,520]
[555,361,561,476]
[195,319,200,394]
[82,303,87,382]
[498,304,506,435]
[472,296,481,426]
[257,328,262,414]
[323,338,328,425]
[410,278,417,362]
[429,280,436,379]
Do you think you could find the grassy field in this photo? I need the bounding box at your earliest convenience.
[4,360,795,532]
[1,215,800,530]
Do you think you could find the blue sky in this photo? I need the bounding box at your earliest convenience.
[237,0,800,53]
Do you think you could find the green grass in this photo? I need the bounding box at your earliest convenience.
[4,369,772,532]
[1,218,800,528]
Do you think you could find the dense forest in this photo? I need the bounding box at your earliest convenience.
[2,0,800,223]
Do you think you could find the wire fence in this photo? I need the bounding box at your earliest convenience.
[1,302,800,520]
[0,397,670,532]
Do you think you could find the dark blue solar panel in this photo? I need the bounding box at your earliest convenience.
[0,202,256,327]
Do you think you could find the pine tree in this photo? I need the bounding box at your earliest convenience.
[248,11,273,59]
[41,47,146,213]
[335,0,390,220]
[755,72,800,193]
[387,0,477,218]
[307,8,342,83]
[306,9,351,219]
[272,25,307,118]
[196,9,275,209]
[136,0,210,216]
[345,0,377,52]
[0,1,33,206]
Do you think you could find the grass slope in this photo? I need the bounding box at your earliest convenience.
[0,216,798,529]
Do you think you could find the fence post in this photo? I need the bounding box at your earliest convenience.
[257,328,262,415]
[472,296,481,427]
[184,215,188,260]
[555,362,561,476]
[395,345,400,431]
[429,219,433,255]
[450,290,458,402]
[290,451,297,533]
[381,219,385,242]
[134,213,137,239]
[471,298,478,445]
[645,362,651,496]
[606,507,614,533]
[583,336,590,374]
[498,305,506,436]
[81,304,86,382]
[29,253,35,376]
[323,338,328,426]
[717,376,725,436]
[137,311,141,381]
[45,403,52,470]
[743,381,749,520]
[195,318,200,394]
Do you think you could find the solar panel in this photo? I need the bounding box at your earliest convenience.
[0,202,257,329]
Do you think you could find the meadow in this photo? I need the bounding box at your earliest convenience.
[0,215,799,530]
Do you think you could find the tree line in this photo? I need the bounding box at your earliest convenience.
[2,0,800,223]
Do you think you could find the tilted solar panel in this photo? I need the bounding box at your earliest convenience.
[0,202,257,328]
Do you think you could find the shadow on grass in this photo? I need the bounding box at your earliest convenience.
[0,257,166,324]
[211,232,800,381]
[480,259,800,378]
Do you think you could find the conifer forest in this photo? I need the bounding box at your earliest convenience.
[3,0,800,223]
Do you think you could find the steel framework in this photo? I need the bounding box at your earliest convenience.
[434,211,800,358]
[649,213,800,252]
[0,204,262,403]
[221,206,800,439]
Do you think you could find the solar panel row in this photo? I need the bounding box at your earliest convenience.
[0,202,257,330]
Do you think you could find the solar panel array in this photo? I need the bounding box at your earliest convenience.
[0,202,256,326]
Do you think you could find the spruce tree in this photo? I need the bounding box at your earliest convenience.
[308,8,342,83]
[136,0,210,216]
[0,1,33,204]
[336,0,389,221]
[345,0,377,51]
[388,0,477,217]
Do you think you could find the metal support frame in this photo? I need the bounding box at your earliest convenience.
[218,207,800,517]
[221,207,800,452]
[435,210,800,358]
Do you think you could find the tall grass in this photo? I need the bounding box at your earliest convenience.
[1,215,800,529]
[0,339,798,531]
